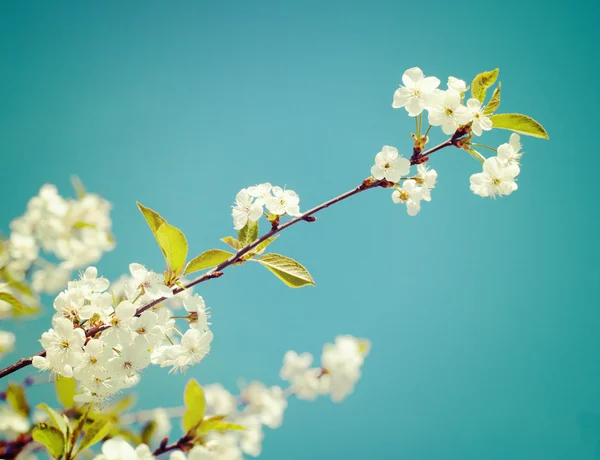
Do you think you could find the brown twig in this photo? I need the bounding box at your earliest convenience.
[0,139,458,381]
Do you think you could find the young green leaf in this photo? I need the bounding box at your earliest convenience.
[182,379,206,432]
[108,394,137,414]
[221,236,242,251]
[136,202,168,258]
[55,376,77,409]
[37,403,68,435]
[32,423,66,459]
[199,419,246,433]
[73,221,96,229]
[483,83,501,115]
[468,148,486,164]
[490,113,549,139]
[76,418,112,455]
[0,292,25,313]
[471,69,499,103]
[71,176,87,199]
[238,220,259,247]
[6,383,29,417]
[184,249,234,275]
[156,223,188,277]
[244,236,280,260]
[257,253,315,288]
[140,420,158,445]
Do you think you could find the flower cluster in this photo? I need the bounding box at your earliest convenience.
[281,335,370,402]
[376,66,538,210]
[93,335,369,460]
[232,183,301,230]
[370,146,438,216]
[32,265,213,403]
[392,67,492,136]
[470,134,522,198]
[0,184,114,294]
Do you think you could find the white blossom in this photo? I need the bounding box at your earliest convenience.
[129,263,173,300]
[427,90,472,135]
[466,98,493,136]
[497,133,523,165]
[470,156,520,198]
[391,180,422,216]
[241,382,287,429]
[415,165,438,202]
[370,146,411,183]
[232,189,263,231]
[448,76,468,94]
[392,67,440,116]
[265,187,301,217]
[321,336,369,402]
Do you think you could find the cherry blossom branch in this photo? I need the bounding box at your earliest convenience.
[0,138,459,382]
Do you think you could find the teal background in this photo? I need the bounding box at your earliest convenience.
[1,1,599,459]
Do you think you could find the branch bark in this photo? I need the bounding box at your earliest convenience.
[0,139,457,381]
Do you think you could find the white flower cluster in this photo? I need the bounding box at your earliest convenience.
[232,183,301,230]
[0,184,115,294]
[32,265,213,403]
[281,335,370,402]
[370,146,438,216]
[392,67,492,136]
[100,336,369,460]
[470,134,523,198]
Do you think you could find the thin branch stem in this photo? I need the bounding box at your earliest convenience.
[0,139,457,381]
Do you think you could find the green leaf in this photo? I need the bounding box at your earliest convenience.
[468,149,486,164]
[483,83,501,115]
[33,423,66,459]
[199,419,245,433]
[156,223,188,277]
[184,249,233,275]
[108,394,137,414]
[471,69,499,103]
[221,236,242,251]
[0,292,25,313]
[76,418,112,455]
[6,383,29,417]
[136,202,168,258]
[182,379,206,432]
[73,221,96,230]
[257,253,315,288]
[140,420,158,445]
[490,113,549,139]
[37,403,68,435]
[1,268,34,297]
[71,176,87,199]
[245,236,279,259]
[55,376,77,409]
[238,220,259,247]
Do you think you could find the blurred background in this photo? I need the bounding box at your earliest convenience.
[1,0,599,459]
